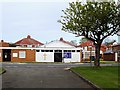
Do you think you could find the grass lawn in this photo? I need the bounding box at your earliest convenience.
[82,60,119,64]
[0,68,5,75]
[100,61,119,64]
[71,66,119,89]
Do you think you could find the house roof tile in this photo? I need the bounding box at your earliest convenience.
[59,37,76,47]
[78,40,107,52]
[15,35,43,45]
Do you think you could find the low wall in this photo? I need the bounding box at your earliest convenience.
[103,53,115,61]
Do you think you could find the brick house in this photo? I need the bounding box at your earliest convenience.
[103,31,120,61]
[78,40,107,61]
[0,40,10,62]
[0,37,82,63]
[112,44,120,62]
[0,39,36,62]
[15,35,43,48]
[103,49,115,61]
[104,44,120,62]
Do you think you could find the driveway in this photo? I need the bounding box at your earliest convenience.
[2,63,94,89]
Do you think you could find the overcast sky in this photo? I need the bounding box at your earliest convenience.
[0,0,118,44]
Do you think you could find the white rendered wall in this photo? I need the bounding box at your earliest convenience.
[36,51,81,63]
[115,53,118,62]
[36,47,82,63]
[72,52,80,62]
[36,52,54,62]
[64,52,80,63]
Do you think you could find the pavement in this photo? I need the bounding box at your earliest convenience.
[1,62,119,68]
[1,63,94,89]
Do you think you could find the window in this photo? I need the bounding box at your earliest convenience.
[84,47,87,50]
[50,50,53,52]
[55,50,62,52]
[77,50,80,52]
[21,45,24,47]
[36,50,40,52]
[41,50,53,52]
[64,50,71,52]
[27,45,32,48]
[71,50,75,52]
[19,51,26,58]
[92,52,95,56]
[46,50,49,52]
[68,50,71,52]
[84,52,90,59]
[13,53,18,57]
[41,50,45,52]
[64,50,67,52]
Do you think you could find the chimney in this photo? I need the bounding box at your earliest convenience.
[1,40,4,42]
[27,35,31,38]
[60,37,63,41]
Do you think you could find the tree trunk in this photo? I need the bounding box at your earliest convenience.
[94,44,101,67]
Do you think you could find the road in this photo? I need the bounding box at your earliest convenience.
[2,62,91,68]
[1,63,94,89]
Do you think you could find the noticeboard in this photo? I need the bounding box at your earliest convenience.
[64,52,71,58]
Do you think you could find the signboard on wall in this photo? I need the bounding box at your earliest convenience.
[64,52,71,58]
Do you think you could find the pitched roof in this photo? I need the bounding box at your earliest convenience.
[79,40,94,47]
[15,35,43,45]
[59,37,76,47]
[78,40,107,52]
[40,37,76,48]
[104,49,113,54]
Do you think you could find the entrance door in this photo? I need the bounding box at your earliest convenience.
[3,49,11,62]
[54,50,62,62]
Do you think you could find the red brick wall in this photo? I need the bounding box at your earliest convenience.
[0,49,2,62]
[11,49,36,62]
[0,42,9,47]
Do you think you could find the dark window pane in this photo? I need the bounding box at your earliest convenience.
[36,50,40,52]
[68,50,71,52]
[55,50,62,52]
[50,50,53,52]
[41,50,45,52]
[64,50,67,52]
[77,50,80,52]
[72,50,75,52]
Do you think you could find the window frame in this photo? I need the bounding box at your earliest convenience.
[19,51,26,58]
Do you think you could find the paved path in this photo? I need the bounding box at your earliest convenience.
[2,63,94,89]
